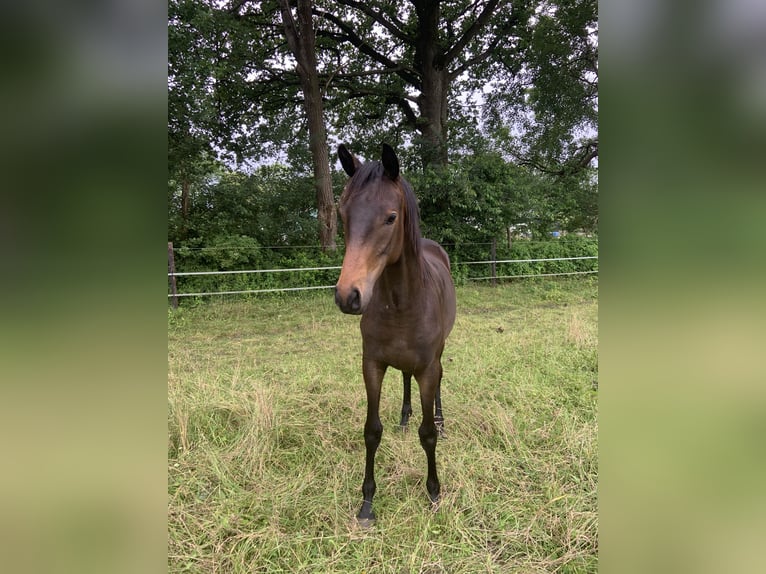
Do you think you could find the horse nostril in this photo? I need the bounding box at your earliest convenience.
[349,288,361,312]
[335,286,362,313]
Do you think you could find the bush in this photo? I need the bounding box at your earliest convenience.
[168,235,597,305]
[441,236,598,282]
[169,238,345,303]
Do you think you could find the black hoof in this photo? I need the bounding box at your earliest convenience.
[356,516,376,529]
[357,501,376,528]
[426,478,440,508]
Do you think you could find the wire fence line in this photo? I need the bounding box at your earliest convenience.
[462,256,597,266]
[472,270,598,280]
[168,256,596,278]
[170,265,342,277]
[170,240,586,252]
[167,255,598,299]
[172,285,336,298]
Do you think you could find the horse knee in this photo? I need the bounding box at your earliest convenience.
[364,420,383,447]
[418,423,437,450]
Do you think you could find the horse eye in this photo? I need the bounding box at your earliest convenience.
[385,212,397,225]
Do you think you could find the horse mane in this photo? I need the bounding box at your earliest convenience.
[398,176,423,262]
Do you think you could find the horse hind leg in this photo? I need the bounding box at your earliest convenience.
[434,363,446,438]
[399,372,413,430]
[416,371,441,507]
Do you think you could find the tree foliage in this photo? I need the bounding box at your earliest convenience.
[168,0,598,252]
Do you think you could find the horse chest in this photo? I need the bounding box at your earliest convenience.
[360,312,440,372]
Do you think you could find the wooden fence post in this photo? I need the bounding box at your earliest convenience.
[490,238,497,287]
[168,242,178,309]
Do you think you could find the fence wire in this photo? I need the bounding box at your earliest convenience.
[168,255,597,298]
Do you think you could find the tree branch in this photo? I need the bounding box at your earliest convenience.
[319,66,406,79]
[326,82,412,103]
[330,92,419,128]
[314,9,422,89]
[277,0,302,64]
[227,0,250,15]
[334,0,414,44]
[449,34,505,80]
[448,7,522,80]
[441,0,502,67]
[518,139,598,176]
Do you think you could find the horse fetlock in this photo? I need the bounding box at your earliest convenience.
[399,407,412,428]
[426,477,441,504]
[434,416,446,439]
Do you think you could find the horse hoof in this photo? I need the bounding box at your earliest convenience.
[427,482,440,508]
[356,516,376,529]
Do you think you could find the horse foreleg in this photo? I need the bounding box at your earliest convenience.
[358,359,385,527]
[399,372,413,429]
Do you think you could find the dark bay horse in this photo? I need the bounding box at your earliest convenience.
[334,143,456,526]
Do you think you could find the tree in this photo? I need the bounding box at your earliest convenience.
[168,0,219,237]
[485,0,598,175]
[316,0,596,174]
[277,0,337,250]
[170,0,340,249]
[168,0,598,248]
[315,0,526,167]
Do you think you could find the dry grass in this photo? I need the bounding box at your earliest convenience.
[168,277,598,573]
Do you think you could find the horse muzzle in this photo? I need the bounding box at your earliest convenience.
[334,285,364,315]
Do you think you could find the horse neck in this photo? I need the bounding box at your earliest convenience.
[377,242,425,308]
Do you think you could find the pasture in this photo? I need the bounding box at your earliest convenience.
[168,278,598,573]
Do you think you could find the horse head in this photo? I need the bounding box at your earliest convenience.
[334,144,413,314]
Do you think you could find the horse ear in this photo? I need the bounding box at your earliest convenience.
[381,143,399,180]
[338,144,359,177]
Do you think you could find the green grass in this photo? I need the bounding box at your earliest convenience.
[168,277,598,573]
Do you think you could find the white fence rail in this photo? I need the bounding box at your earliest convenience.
[171,265,342,277]
[167,255,597,300]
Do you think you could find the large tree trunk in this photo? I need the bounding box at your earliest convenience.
[305,91,336,251]
[417,68,449,168]
[279,0,337,251]
[413,0,449,168]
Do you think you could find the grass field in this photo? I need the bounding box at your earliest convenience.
[168,277,598,573]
